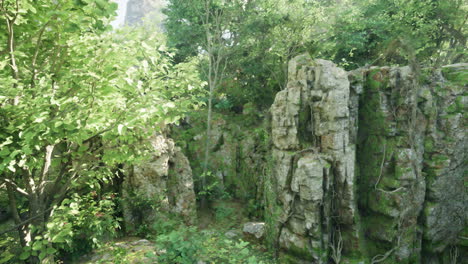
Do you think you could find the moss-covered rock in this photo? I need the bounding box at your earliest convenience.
[264,60,466,263]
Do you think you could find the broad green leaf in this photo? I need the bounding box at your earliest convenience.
[19,251,30,260]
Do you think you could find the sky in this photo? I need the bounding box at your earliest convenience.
[110,0,128,28]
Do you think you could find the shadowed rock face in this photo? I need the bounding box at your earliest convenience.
[267,54,467,263]
[122,134,196,233]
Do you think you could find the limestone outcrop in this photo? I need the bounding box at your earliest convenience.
[269,56,360,263]
[266,54,467,263]
[122,134,196,233]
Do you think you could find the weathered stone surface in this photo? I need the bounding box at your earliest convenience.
[357,66,427,263]
[181,114,268,203]
[269,55,360,262]
[168,147,197,221]
[267,55,467,263]
[356,64,467,264]
[225,230,240,239]
[243,222,266,239]
[420,64,467,263]
[122,134,196,233]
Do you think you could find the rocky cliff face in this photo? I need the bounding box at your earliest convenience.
[174,113,269,207]
[267,55,467,263]
[121,134,196,233]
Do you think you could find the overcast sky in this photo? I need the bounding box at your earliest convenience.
[110,0,128,28]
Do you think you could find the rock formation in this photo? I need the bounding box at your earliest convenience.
[266,54,467,263]
[177,113,268,204]
[121,134,196,233]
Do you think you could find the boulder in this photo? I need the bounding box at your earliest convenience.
[243,222,265,239]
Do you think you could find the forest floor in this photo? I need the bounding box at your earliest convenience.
[75,199,275,264]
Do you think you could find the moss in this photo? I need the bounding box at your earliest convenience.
[368,191,398,217]
[277,242,315,263]
[264,155,281,253]
[357,68,407,263]
[422,238,447,255]
[458,226,468,247]
[360,69,389,135]
[424,138,435,153]
[284,236,317,261]
[378,175,400,190]
[441,67,468,86]
[394,165,412,180]
[445,96,466,114]
[426,154,450,169]
[361,213,396,255]
[446,102,459,113]
[341,257,370,264]
[419,68,433,85]
[278,252,304,264]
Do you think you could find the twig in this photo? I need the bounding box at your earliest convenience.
[0,207,54,236]
[374,142,386,190]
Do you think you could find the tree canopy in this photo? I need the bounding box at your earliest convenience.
[164,0,466,107]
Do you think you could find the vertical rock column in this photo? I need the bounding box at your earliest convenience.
[356,64,467,263]
[357,66,427,263]
[269,55,361,262]
[420,64,467,263]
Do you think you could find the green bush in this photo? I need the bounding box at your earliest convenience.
[19,192,121,262]
[214,203,236,223]
[154,227,273,264]
[155,225,203,264]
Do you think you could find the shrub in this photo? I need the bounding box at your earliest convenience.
[19,192,121,262]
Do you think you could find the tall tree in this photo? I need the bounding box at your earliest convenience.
[200,0,230,207]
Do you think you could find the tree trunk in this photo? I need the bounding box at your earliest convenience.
[6,183,27,247]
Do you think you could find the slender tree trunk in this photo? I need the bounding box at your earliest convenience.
[6,183,27,247]
[201,80,213,208]
[200,0,228,209]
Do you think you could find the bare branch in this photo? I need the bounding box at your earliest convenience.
[1,178,29,196]
[39,144,55,183]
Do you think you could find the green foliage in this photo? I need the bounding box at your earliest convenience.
[104,247,129,264]
[155,225,203,264]
[201,237,269,264]
[0,1,205,262]
[152,220,274,264]
[19,192,120,261]
[0,232,18,264]
[164,0,466,110]
[214,202,236,222]
[51,193,119,256]
[323,0,467,68]
[164,0,313,108]
[121,190,167,236]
